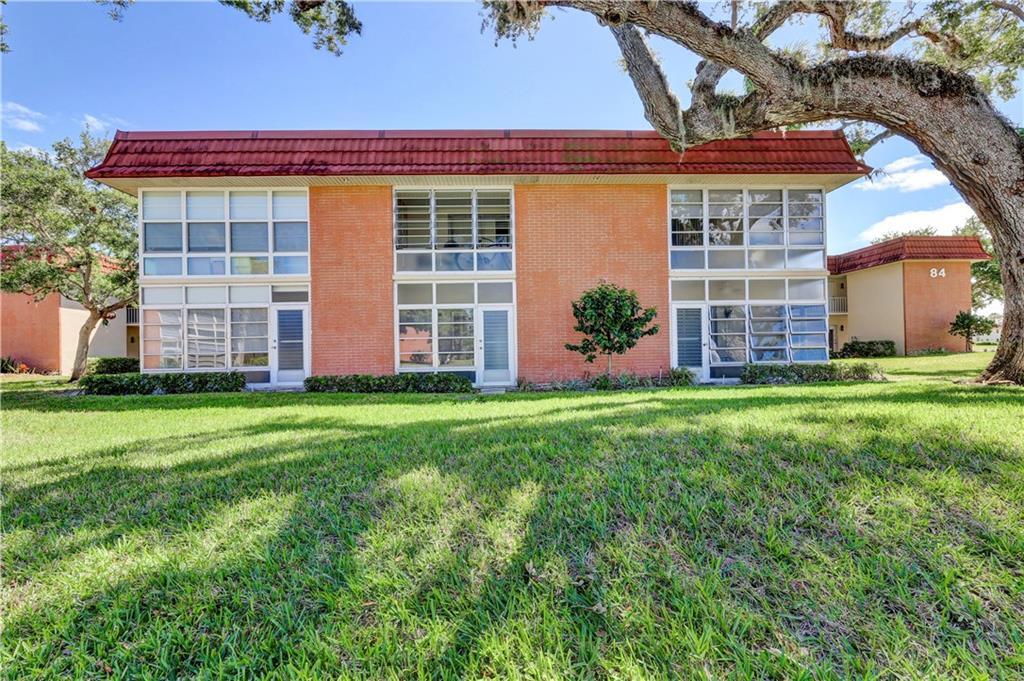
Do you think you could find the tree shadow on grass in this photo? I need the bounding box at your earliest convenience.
[4,387,1023,677]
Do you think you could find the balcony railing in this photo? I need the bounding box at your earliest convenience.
[125,307,139,325]
[829,296,848,314]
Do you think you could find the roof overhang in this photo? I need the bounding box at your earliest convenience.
[98,172,866,196]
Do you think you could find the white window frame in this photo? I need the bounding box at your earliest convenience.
[667,186,828,274]
[139,188,311,283]
[667,275,829,377]
[393,187,515,277]
[393,280,517,381]
[138,283,312,383]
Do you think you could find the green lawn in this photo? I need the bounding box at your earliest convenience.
[835,350,993,382]
[3,356,1023,679]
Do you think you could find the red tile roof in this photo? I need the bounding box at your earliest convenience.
[86,129,869,179]
[828,236,990,275]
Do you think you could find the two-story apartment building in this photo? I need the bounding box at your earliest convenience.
[86,129,869,386]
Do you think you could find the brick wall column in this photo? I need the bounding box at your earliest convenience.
[309,186,394,375]
[514,184,670,381]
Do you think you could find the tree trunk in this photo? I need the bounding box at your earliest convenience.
[69,312,101,382]
[606,353,613,376]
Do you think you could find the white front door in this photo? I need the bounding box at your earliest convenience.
[476,306,515,386]
[673,303,709,382]
[271,306,309,385]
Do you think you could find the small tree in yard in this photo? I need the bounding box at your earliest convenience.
[565,283,658,375]
[950,310,996,352]
[0,132,137,381]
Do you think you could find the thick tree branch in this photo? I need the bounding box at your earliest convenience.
[692,1,805,108]
[608,24,683,146]
[990,0,1024,23]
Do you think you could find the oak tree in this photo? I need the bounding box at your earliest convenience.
[0,132,138,381]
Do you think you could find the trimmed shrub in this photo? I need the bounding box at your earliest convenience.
[909,347,949,357]
[838,338,897,358]
[78,371,247,395]
[303,372,473,394]
[522,368,696,392]
[87,357,140,374]
[740,362,885,385]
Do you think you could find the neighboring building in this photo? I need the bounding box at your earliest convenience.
[827,236,990,355]
[86,128,872,386]
[0,292,138,374]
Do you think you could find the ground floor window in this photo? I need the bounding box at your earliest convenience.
[672,277,828,378]
[395,281,514,379]
[139,284,308,382]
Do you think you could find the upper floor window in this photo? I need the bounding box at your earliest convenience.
[394,189,512,273]
[141,190,308,277]
[670,188,824,271]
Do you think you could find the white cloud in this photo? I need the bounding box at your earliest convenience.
[7,118,42,132]
[855,154,949,193]
[859,201,974,242]
[2,101,45,133]
[82,114,110,131]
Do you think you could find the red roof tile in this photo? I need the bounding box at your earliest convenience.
[86,129,869,179]
[828,236,989,275]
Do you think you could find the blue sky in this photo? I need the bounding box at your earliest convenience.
[3,0,1022,256]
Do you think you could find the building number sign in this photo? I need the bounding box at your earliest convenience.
[930,267,946,278]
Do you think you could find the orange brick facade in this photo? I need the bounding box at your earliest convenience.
[1,292,61,372]
[309,186,394,375]
[515,184,670,381]
[305,184,978,380]
[902,261,974,353]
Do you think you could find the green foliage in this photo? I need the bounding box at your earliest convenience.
[838,338,898,358]
[86,357,141,375]
[303,372,473,393]
[908,347,950,357]
[954,217,1003,307]
[949,310,996,348]
[564,283,659,372]
[740,362,886,384]
[0,135,137,309]
[925,0,1024,100]
[519,368,695,392]
[870,227,938,244]
[1,131,138,379]
[218,0,361,55]
[0,356,34,374]
[78,371,247,395]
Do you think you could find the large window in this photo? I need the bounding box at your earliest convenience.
[142,309,182,369]
[139,284,307,376]
[671,277,828,372]
[395,281,514,370]
[394,189,512,273]
[670,188,825,271]
[186,309,227,368]
[141,190,308,277]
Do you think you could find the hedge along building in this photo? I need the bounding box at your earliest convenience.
[827,236,990,355]
[87,128,873,387]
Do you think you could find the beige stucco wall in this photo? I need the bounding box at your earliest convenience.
[829,314,851,351]
[58,297,128,374]
[845,262,906,355]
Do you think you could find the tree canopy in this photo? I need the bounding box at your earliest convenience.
[0,131,138,379]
